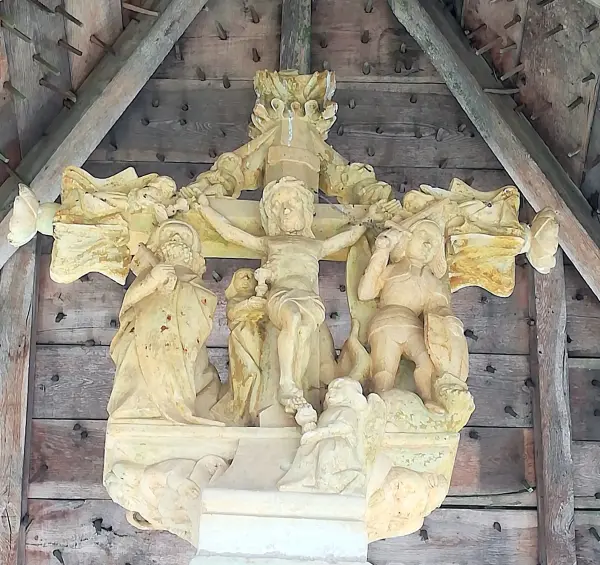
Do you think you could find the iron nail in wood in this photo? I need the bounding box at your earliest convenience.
[399,42,407,53]
[0,15,32,43]
[33,53,61,76]
[362,61,371,75]
[361,29,370,43]
[544,24,564,38]
[90,34,116,56]
[0,151,8,164]
[582,72,596,83]
[484,87,521,94]
[3,80,26,101]
[122,2,159,17]
[196,67,206,81]
[537,0,555,6]
[586,19,599,33]
[464,23,486,37]
[499,42,517,54]
[322,60,330,71]
[222,74,231,89]
[25,0,53,14]
[589,527,600,542]
[475,36,503,56]
[364,0,373,13]
[216,21,228,40]
[567,147,582,158]
[500,63,524,81]
[504,15,522,30]
[39,77,77,103]
[337,125,344,136]
[249,5,260,24]
[54,5,83,27]
[252,47,261,62]
[320,35,328,48]
[567,96,584,111]
[58,38,83,57]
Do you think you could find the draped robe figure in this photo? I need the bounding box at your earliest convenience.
[107,220,222,424]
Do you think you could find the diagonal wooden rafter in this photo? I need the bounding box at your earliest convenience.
[0,0,210,269]
[388,0,600,300]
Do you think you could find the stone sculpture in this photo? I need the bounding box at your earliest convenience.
[6,69,560,565]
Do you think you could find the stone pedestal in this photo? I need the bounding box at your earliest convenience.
[191,489,368,565]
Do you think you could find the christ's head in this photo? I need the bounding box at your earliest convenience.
[260,177,315,237]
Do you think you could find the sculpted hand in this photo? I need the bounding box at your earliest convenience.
[365,199,403,224]
[375,228,402,250]
[196,192,210,208]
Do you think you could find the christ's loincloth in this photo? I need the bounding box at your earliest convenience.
[266,288,326,331]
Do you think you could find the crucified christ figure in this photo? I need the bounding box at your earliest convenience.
[192,177,392,429]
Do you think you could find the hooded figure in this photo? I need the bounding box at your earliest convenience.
[108,220,222,424]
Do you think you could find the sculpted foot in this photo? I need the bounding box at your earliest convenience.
[425,401,446,415]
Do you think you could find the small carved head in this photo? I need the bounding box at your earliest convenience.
[225,268,257,300]
[391,219,447,278]
[324,377,368,411]
[525,208,559,274]
[129,176,177,211]
[260,177,315,237]
[148,220,205,274]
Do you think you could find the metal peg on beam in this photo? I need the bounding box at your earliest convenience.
[58,38,83,57]
[484,87,521,95]
[475,36,503,56]
[544,24,564,38]
[3,81,26,101]
[39,77,77,103]
[90,34,116,56]
[500,63,524,81]
[499,42,517,54]
[216,21,228,40]
[568,96,584,111]
[249,5,260,24]
[587,20,599,33]
[464,23,486,37]
[0,15,32,43]
[33,53,61,76]
[55,6,83,27]
[503,15,521,30]
[122,2,159,17]
[25,0,53,14]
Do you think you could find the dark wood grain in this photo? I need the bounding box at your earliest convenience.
[387,0,600,300]
[569,358,600,441]
[0,0,211,271]
[63,0,123,89]
[86,79,500,168]
[529,252,576,565]
[27,419,535,503]
[1,0,72,154]
[32,345,532,426]
[565,265,600,357]
[83,160,512,198]
[280,0,311,73]
[0,241,38,565]
[35,253,531,354]
[24,500,541,565]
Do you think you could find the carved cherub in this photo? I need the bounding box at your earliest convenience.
[358,218,465,413]
[104,455,229,543]
[107,220,223,424]
[366,466,448,541]
[278,378,385,495]
[191,177,394,429]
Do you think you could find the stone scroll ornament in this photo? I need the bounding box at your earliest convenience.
[8,70,560,565]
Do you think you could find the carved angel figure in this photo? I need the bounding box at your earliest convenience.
[210,268,267,426]
[192,177,391,429]
[366,465,448,541]
[107,220,222,424]
[278,378,385,495]
[104,455,229,543]
[358,218,467,412]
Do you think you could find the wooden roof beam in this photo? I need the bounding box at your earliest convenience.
[388,0,600,300]
[0,0,210,269]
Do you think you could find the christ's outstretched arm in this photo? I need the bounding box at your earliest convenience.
[320,224,368,258]
[197,196,265,253]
